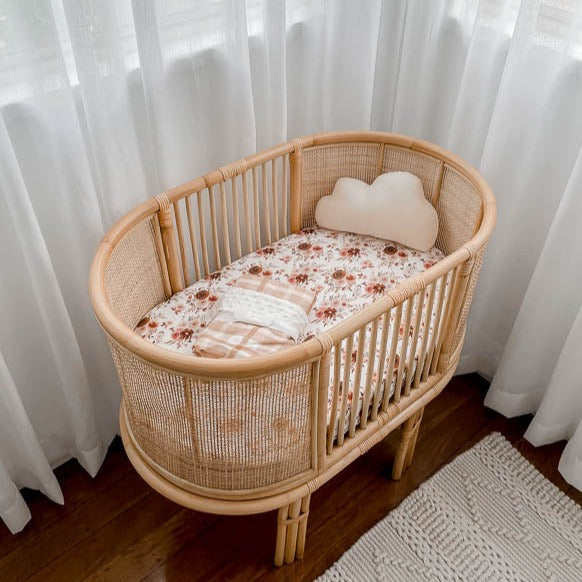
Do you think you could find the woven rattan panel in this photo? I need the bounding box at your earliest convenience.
[111,341,314,491]
[105,217,166,328]
[381,145,443,206]
[301,143,381,228]
[435,166,482,255]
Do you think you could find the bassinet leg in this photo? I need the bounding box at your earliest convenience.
[405,407,424,470]
[392,408,424,480]
[274,493,311,566]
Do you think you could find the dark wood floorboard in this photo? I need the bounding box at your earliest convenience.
[1,374,579,581]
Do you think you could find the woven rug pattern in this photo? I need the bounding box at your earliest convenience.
[318,433,582,581]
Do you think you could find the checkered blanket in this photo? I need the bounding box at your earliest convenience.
[192,275,316,358]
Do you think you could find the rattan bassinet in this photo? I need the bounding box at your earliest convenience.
[89,131,495,566]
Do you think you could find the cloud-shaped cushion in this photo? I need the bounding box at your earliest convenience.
[314,172,439,252]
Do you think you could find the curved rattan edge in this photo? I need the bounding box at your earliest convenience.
[120,354,459,514]
[89,131,496,379]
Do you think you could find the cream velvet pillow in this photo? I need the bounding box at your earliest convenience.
[314,172,439,252]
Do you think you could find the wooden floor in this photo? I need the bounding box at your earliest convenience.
[1,373,580,582]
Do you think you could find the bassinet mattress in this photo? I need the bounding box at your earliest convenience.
[136,227,445,438]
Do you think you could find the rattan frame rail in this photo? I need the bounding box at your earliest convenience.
[90,131,496,566]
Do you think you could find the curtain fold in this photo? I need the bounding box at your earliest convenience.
[485,146,582,435]
[1,0,582,533]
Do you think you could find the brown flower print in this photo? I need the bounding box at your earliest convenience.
[195,289,209,300]
[290,272,309,284]
[341,247,361,258]
[298,242,312,251]
[249,265,262,275]
[316,306,337,320]
[366,282,386,295]
[171,327,194,341]
[384,244,397,255]
[332,269,346,280]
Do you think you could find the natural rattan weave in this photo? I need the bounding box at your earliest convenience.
[89,131,496,567]
[301,143,381,227]
[104,216,168,328]
[381,145,443,206]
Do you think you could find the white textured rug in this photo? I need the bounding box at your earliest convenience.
[318,433,582,581]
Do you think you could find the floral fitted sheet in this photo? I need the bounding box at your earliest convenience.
[136,227,445,438]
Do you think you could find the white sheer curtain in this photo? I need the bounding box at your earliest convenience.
[1,0,581,533]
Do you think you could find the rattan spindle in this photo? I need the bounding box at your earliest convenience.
[196,190,210,276]
[348,326,366,437]
[271,158,279,241]
[382,303,403,412]
[242,171,253,254]
[208,185,221,271]
[219,182,231,265]
[185,196,201,281]
[231,177,242,259]
[371,310,391,420]
[336,333,354,447]
[414,282,437,389]
[155,193,184,293]
[422,273,448,381]
[152,213,172,298]
[360,318,379,429]
[394,297,414,403]
[431,267,459,375]
[404,292,425,397]
[262,162,271,245]
[438,258,475,372]
[327,344,342,454]
[282,154,288,236]
[290,143,302,232]
[252,166,261,249]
